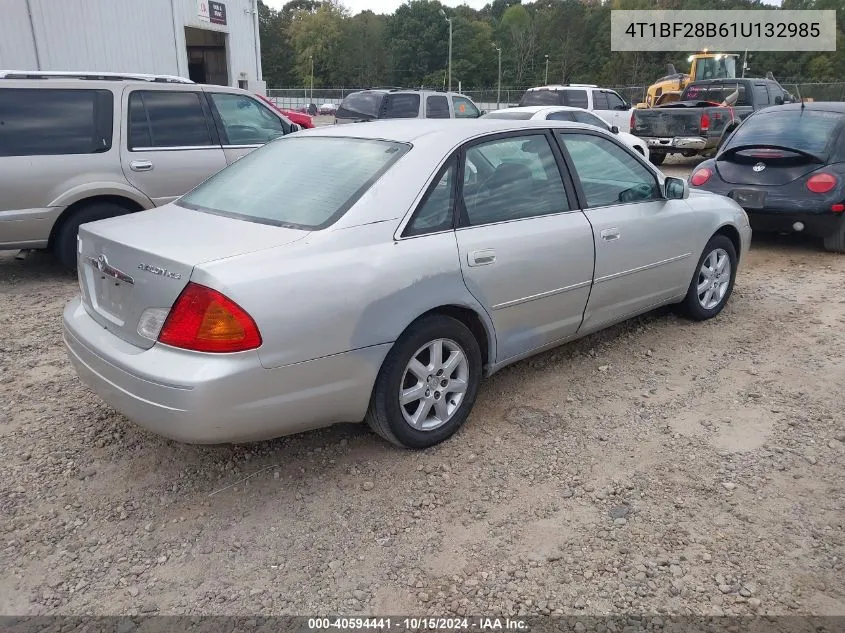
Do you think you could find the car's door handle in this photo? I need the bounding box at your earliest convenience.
[601,228,621,241]
[468,249,496,266]
[129,160,153,172]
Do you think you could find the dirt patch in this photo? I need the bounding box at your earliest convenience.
[1,229,844,617]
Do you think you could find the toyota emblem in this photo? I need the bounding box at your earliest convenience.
[752,162,766,172]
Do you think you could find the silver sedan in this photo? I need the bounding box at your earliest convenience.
[63,119,751,448]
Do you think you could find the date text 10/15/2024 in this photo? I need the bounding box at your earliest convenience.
[307,618,528,630]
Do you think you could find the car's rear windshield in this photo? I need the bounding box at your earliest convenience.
[482,111,534,120]
[724,109,844,157]
[336,92,385,120]
[178,137,410,229]
[519,89,588,108]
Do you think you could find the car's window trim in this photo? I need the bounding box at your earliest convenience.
[454,129,579,229]
[553,127,663,211]
[400,157,458,238]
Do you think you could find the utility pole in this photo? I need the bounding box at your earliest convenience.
[309,55,314,105]
[440,9,453,92]
[544,54,549,84]
[493,44,502,110]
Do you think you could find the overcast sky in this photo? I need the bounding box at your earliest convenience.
[265,0,782,17]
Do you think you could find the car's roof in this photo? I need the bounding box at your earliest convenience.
[301,118,587,144]
[525,84,599,91]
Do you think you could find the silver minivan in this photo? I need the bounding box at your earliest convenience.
[0,71,300,269]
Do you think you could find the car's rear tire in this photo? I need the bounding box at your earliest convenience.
[679,234,738,321]
[365,314,482,449]
[822,217,845,253]
[649,152,666,166]
[54,202,135,272]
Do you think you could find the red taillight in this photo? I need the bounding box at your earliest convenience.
[158,282,262,353]
[832,203,845,213]
[699,113,710,131]
[630,112,635,130]
[806,173,837,194]
[690,167,712,187]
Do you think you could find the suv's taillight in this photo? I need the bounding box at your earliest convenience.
[630,111,635,130]
[158,283,262,353]
[700,113,710,132]
[806,173,837,194]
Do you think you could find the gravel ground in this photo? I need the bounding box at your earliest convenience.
[1,162,844,617]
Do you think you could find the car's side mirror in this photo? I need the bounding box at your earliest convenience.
[664,176,689,200]
[289,123,302,133]
[610,125,619,134]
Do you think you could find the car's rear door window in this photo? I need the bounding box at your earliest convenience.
[128,91,215,149]
[0,88,113,157]
[425,95,450,119]
[752,83,770,106]
[404,160,456,236]
[382,93,420,118]
[558,132,660,207]
[592,91,609,110]
[178,137,409,229]
[461,135,570,225]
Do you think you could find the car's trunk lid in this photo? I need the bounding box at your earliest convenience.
[77,204,308,349]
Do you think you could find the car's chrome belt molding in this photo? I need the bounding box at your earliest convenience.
[493,280,592,310]
[594,252,692,284]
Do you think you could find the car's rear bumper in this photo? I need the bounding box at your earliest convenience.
[63,297,390,444]
[746,210,843,238]
[645,136,709,152]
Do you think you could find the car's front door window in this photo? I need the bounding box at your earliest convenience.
[461,135,570,225]
[452,96,480,119]
[558,133,660,207]
[209,93,286,145]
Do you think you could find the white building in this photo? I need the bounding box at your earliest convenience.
[0,0,265,92]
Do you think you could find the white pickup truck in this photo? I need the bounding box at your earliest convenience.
[519,84,635,133]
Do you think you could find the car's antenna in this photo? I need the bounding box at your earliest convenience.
[795,84,805,110]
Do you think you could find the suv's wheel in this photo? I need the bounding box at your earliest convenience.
[54,202,134,271]
[649,152,666,166]
[366,315,482,449]
[679,234,738,320]
[822,217,845,253]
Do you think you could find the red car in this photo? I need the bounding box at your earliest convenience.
[255,94,314,129]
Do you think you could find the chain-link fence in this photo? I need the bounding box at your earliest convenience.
[267,83,845,113]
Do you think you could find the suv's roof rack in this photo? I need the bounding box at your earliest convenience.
[567,83,598,88]
[0,70,194,83]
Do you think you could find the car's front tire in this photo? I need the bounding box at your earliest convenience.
[679,234,738,321]
[366,314,482,449]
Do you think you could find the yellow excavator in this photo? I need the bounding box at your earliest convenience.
[636,51,740,108]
